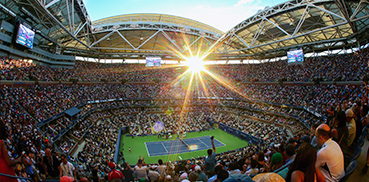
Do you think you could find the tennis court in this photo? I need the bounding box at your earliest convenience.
[145,136,225,156]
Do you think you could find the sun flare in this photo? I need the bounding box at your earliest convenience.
[185,56,206,73]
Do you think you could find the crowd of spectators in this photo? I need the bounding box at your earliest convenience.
[0,47,368,182]
[75,117,124,180]
[1,47,368,83]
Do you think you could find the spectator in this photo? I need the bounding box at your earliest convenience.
[345,108,356,147]
[315,124,345,181]
[331,110,350,161]
[363,114,369,174]
[252,172,285,182]
[91,164,99,182]
[353,100,363,143]
[195,165,208,182]
[157,159,166,176]
[36,156,47,181]
[108,162,124,181]
[165,175,172,182]
[286,143,325,182]
[135,159,149,180]
[60,176,74,182]
[0,121,22,182]
[23,150,40,182]
[80,177,89,182]
[148,166,160,182]
[216,169,229,182]
[122,162,134,182]
[256,152,268,172]
[59,154,77,180]
[245,159,259,176]
[180,172,188,181]
[189,171,199,182]
[228,162,242,175]
[269,152,283,172]
[204,136,216,176]
[208,165,223,182]
[43,148,60,180]
[284,144,295,165]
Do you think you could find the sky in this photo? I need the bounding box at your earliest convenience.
[83,0,287,32]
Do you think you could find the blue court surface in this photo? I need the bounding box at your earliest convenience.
[145,136,225,156]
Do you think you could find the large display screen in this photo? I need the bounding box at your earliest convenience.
[146,57,161,67]
[287,49,304,64]
[15,22,35,49]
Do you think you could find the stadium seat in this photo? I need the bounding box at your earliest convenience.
[361,126,368,140]
[355,135,366,147]
[349,146,361,161]
[339,160,357,182]
[356,126,368,147]
[357,137,365,147]
[361,126,367,137]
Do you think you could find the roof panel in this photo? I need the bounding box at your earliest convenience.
[220,0,369,60]
[92,14,224,36]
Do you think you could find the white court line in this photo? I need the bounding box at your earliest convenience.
[215,139,226,146]
[144,142,151,157]
[147,137,226,157]
[195,136,226,147]
[149,152,171,156]
[198,138,209,147]
[161,143,169,153]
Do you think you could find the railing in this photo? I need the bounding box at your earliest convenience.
[114,127,126,163]
[0,172,59,181]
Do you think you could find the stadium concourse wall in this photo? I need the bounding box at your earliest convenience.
[114,127,127,163]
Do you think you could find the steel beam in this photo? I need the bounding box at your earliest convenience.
[182,36,202,52]
[161,30,182,52]
[90,30,115,47]
[33,0,90,48]
[308,3,347,21]
[264,18,292,37]
[234,34,250,48]
[293,6,309,36]
[136,30,160,50]
[116,31,136,50]
[229,21,348,53]
[45,0,60,9]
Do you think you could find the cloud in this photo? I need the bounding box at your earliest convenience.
[234,0,255,7]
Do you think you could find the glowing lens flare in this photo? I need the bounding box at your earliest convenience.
[188,144,199,151]
[185,56,206,73]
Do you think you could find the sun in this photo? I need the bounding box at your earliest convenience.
[185,56,206,73]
